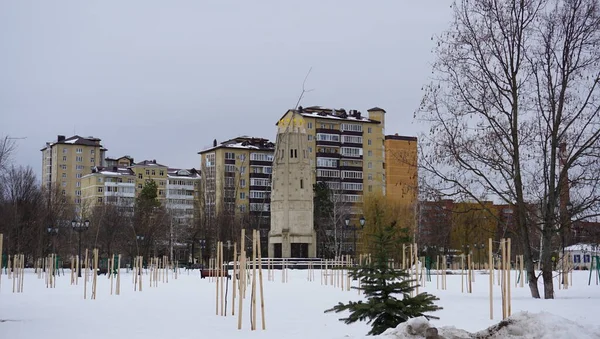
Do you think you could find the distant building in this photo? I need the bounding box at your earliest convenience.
[41,135,107,210]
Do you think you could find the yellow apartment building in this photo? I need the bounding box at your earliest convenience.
[277,106,386,215]
[384,134,418,205]
[41,135,106,210]
[198,136,275,219]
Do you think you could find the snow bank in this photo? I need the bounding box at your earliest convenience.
[374,312,600,339]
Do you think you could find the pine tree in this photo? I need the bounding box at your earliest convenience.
[325,221,442,336]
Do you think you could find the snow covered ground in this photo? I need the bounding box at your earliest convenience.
[1,267,599,338]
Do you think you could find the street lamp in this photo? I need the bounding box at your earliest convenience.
[47,227,59,254]
[345,216,366,258]
[71,219,90,277]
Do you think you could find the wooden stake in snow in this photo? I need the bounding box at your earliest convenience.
[238,230,245,330]
[507,238,511,317]
[232,243,237,316]
[220,242,225,317]
[489,238,493,320]
[256,229,266,330]
[216,242,221,316]
[91,249,98,300]
[116,254,121,296]
[251,231,257,330]
[84,249,89,299]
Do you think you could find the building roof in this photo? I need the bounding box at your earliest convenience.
[41,135,105,151]
[564,243,600,253]
[132,159,168,167]
[275,106,383,125]
[86,166,135,177]
[167,167,201,179]
[385,134,417,142]
[367,107,387,113]
[198,136,275,154]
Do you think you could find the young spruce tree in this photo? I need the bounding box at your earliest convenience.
[325,221,442,336]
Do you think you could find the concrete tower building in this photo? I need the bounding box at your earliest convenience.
[269,107,317,258]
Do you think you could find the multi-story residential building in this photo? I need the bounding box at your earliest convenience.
[129,160,169,201]
[166,167,201,226]
[278,106,386,215]
[81,166,137,211]
[198,136,275,251]
[41,135,107,208]
[384,134,418,206]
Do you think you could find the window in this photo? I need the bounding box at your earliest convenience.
[97,197,103,203]
[97,177,103,183]
[76,148,83,153]
[307,122,313,129]
[263,166,272,174]
[294,149,297,158]
[341,171,363,179]
[76,182,81,187]
[368,139,372,145]
[159,170,164,176]
[61,190,65,195]
[341,147,362,157]
[239,205,247,212]
[368,150,372,157]
[151,170,156,175]
[368,127,372,133]
[75,190,81,196]
[62,148,67,154]
[91,149,95,154]
[138,184,142,189]
[250,178,270,186]
[63,156,67,161]
[573,255,581,263]
[145,170,150,175]
[368,185,373,192]
[250,153,274,161]
[62,173,67,178]
[225,164,236,172]
[239,154,246,161]
[138,173,143,179]
[290,149,294,158]
[341,194,362,203]
[368,162,372,169]
[250,191,270,199]
[308,147,312,153]
[76,173,82,178]
[76,165,84,170]
[240,166,246,174]
[97,187,104,193]
[341,135,362,144]
[225,152,235,160]
[240,179,246,188]
[317,158,337,168]
[341,123,362,132]
[342,183,363,191]
[90,157,95,163]
[158,190,164,196]
[316,169,340,178]
[240,192,246,199]
[300,179,303,189]
[316,133,340,142]
[62,181,67,187]
[584,255,591,263]
[61,165,67,170]
[76,156,83,162]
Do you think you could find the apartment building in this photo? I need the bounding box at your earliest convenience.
[276,106,386,214]
[384,134,418,206]
[81,162,200,223]
[41,135,107,208]
[198,136,275,219]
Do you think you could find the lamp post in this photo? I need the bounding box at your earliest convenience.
[47,227,59,254]
[344,216,366,258]
[71,219,90,277]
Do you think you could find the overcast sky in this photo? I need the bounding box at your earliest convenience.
[0,0,452,178]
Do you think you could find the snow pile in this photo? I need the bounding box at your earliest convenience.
[374,312,600,339]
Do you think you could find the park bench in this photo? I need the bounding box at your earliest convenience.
[200,269,231,279]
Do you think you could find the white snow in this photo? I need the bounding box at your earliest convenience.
[2,268,600,339]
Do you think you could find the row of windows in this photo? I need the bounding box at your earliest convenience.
[317,158,338,168]
[341,123,362,132]
[250,153,274,161]
[250,203,270,212]
[316,133,340,142]
[342,171,363,179]
[317,169,339,178]
[343,182,363,191]
[251,178,270,186]
[167,199,194,206]
[341,147,362,157]
[168,180,195,186]
[168,189,194,196]
[342,135,362,144]
[145,169,165,176]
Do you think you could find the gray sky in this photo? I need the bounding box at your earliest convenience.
[0,0,452,177]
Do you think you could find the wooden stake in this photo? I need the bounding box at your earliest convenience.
[220,242,225,317]
[251,231,257,330]
[238,230,245,330]
[116,254,121,296]
[232,243,237,316]
[216,242,221,316]
[256,231,266,330]
[489,238,493,320]
[507,238,511,317]
[84,249,89,299]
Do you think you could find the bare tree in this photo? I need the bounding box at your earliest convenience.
[418,0,600,299]
[0,136,18,174]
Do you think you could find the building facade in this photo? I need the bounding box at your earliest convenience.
[198,136,275,252]
[41,135,107,209]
